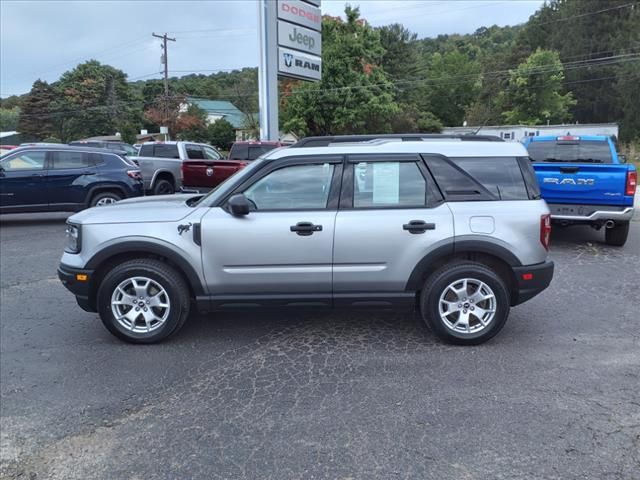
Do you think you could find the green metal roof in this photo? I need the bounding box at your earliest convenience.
[186,97,248,129]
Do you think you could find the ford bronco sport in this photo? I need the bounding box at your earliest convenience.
[58,135,554,345]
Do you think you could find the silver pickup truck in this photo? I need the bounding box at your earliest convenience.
[131,141,222,195]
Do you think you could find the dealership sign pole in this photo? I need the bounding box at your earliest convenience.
[258,0,322,141]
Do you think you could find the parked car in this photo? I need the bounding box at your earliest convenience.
[523,135,636,246]
[133,141,224,194]
[59,135,553,345]
[68,140,138,157]
[0,145,143,214]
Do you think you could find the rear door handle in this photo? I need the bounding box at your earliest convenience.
[403,220,435,234]
[82,171,96,175]
[290,221,322,236]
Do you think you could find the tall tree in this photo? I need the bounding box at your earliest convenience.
[55,60,134,141]
[499,48,575,125]
[17,80,56,139]
[281,7,398,136]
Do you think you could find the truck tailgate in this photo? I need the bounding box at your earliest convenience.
[533,163,629,205]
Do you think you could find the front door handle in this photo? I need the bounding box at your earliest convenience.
[82,171,96,175]
[403,220,435,234]
[290,221,322,236]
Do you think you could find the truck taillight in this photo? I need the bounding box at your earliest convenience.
[626,170,637,196]
[540,214,551,250]
[180,163,185,181]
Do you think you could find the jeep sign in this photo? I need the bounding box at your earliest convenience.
[278,47,322,81]
[277,0,322,32]
[277,21,321,56]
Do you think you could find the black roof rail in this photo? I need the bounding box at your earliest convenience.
[290,133,504,148]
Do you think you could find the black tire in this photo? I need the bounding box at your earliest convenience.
[604,222,629,247]
[96,258,191,344]
[153,178,175,196]
[419,261,510,345]
[90,191,122,207]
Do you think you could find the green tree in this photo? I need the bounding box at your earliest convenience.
[56,60,135,141]
[499,49,575,125]
[422,50,480,126]
[281,7,398,136]
[17,80,56,139]
[0,107,20,131]
[207,118,236,150]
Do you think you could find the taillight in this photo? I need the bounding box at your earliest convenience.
[127,170,142,180]
[540,214,551,250]
[180,163,185,181]
[626,170,637,196]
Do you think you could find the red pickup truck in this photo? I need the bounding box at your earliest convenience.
[187,140,288,189]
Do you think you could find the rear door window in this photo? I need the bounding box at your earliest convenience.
[353,161,427,208]
[153,144,180,158]
[51,151,90,169]
[451,157,529,200]
[527,140,612,163]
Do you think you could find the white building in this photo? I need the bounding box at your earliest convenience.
[442,123,619,142]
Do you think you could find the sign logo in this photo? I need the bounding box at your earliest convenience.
[543,178,595,185]
[283,53,294,67]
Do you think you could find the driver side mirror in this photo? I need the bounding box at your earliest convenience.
[227,193,250,216]
[618,154,627,163]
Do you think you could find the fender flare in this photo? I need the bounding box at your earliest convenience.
[85,240,205,296]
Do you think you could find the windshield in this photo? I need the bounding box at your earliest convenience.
[527,140,613,163]
[193,157,266,207]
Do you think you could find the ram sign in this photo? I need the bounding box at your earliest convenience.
[278,47,322,81]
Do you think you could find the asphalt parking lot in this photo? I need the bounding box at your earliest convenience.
[1,209,639,479]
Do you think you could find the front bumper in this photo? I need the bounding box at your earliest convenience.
[511,261,554,306]
[57,263,96,312]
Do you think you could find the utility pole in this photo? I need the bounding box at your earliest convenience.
[257,0,278,141]
[153,32,176,139]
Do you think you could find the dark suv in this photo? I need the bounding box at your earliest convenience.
[0,146,143,214]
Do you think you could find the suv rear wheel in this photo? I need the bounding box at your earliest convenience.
[604,222,629,247]
[420,261,510,345]
[91,191,122,207]
[96,259,190,343]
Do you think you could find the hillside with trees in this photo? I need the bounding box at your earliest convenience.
[2,0,638,147]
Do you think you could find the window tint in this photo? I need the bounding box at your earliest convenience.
[248,145,276,160]
[527,140,612,163]
[229,144,248,160]
[451,157,529,200]
[426,156,489,199]
[353,161,426,208]
[244,163,334,210]
[51,151,90,169]
[140,144,179,158]
[1,151,46,171]
[186,144,205,160]
[203,146,221,160]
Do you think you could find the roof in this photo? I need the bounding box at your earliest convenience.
[10,144,120,154]
[292,134,503,147]
[186,97,249,129]
[0,131,19,139]
[267,139,529,160]
[443,123,619,130]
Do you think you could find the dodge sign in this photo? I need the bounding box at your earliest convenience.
[277,0,322,32]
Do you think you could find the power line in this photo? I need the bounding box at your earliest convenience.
[532,1,638,27]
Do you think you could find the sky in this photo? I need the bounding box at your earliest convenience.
[0,0,544,97]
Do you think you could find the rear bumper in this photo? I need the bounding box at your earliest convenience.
[57,263,96,312]
[548,204,633,222]
[511,261,554,306]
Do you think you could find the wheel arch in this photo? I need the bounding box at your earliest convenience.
[86,185,126,207]
[151,170,176,190]
[85,241,205,310]
[406,239,521,303]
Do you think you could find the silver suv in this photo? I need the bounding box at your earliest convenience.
[58,136,554,345]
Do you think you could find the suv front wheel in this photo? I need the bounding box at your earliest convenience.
[420,261,510,345]
[97,259,191,343]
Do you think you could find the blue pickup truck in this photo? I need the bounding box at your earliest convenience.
[522,135,636,246]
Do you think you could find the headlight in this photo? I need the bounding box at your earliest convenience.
[65,223,81,254]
